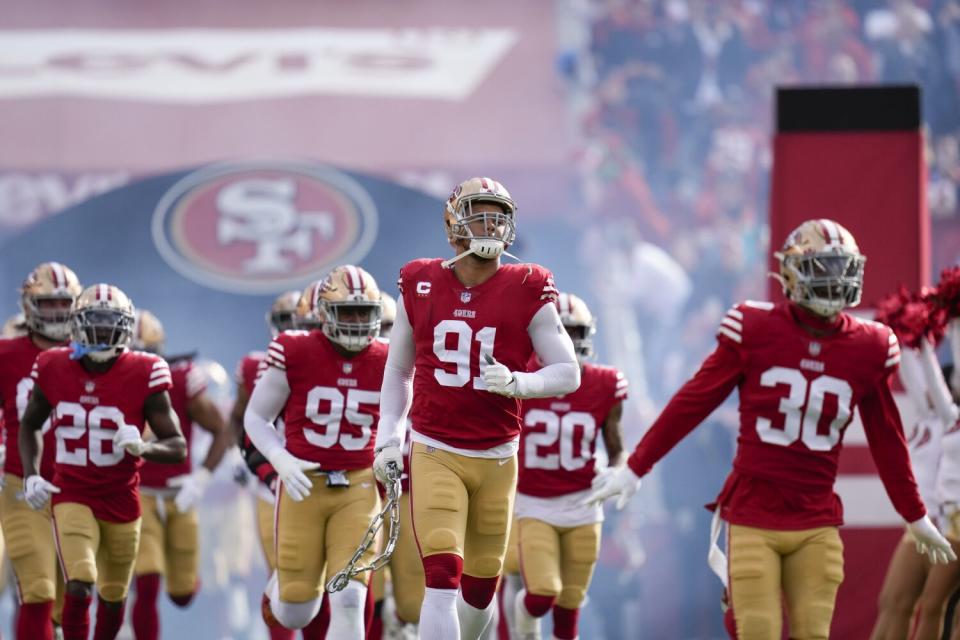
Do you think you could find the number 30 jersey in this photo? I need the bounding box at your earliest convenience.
[32,347,173,522]
[265,330,387,470]
[399,258,557,452]
[627,300,926,530]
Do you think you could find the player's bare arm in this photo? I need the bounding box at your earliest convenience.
[18,384,52,478]
[229,382,250,445]
[189,391,231,471]
[141,391,187,463]
[602,401,626,467]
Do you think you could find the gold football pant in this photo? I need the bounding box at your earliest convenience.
[256,496,277,570]
[410,443,517,579]
[134,494,199,597]
[728,524,844,640]
[518,518,601,610]
[0,473,63,605]
[275,467,380,603]
[503,514,520,576]
[52,502,141,602]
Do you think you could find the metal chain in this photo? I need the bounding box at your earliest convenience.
[326,462,401,593]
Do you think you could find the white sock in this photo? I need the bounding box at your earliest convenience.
[328,580,366,638]
[513,589,541,638]
[420,587,460,640]
[456,590,495,639]
[479,595,499,640]
[501,573,522,634]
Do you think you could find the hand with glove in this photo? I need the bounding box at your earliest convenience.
[113,424,147,457]
[269,449,320,502]
[908,515,958,564]
[23,475,60,510]
[482,354,519,397]
[373,443,403,484]
[168,467,213,513]
[582,465,642,510]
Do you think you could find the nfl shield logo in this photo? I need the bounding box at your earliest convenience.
[809,342,822,356]
[84,381,95,393]
[461,292,472,303]
[342,363,353,374]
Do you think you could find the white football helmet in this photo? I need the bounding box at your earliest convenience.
[20,262,82,341]
[311,265,382,351]
[267,290,301,337]
[132,309,165,354]
[443,177,517,261]
[558,292,596,362]
[380,291,397,339]
[71,284,136,362]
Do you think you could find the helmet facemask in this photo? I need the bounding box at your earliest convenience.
[564,322,596,364]
[23,294,75,341]
[778,250,865,317]
[72,308,134,362]
[320,300,382,351]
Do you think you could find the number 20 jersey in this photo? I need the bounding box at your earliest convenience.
[265,330,387,470]
[32,347,173,522]
[399,258,558,452]
[627,300,926,530]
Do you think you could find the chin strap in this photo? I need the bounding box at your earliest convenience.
[441,245,520,269]
[69,341,111,360]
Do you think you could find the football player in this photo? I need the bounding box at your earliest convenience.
[129,309,232,640]
[512,292,627,640]
[245,266,387,637]
[2,312,27,338]
[373,177,580,640]
[585,219,956,639]
[0,262,81,639]
[379,292,396,340]
[18,283,187,640]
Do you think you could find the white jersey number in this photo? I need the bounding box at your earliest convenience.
[304,386,380,451]
[755,367,853,451]
[433,320,497,390]
[53,401,131,467]
[524,408,597,471]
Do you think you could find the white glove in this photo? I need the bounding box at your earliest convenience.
[168,467,212,513]
[582,465,642,510]
[373,444,403,484]
[482,354,519,397]
[269,449,321,502]
[908,515,958,564]
[23,475,60,510]
[113,425,146,457]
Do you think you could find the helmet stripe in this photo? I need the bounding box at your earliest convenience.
[480,177,489,190]
[820,219,841,245]
[50,263,64,288]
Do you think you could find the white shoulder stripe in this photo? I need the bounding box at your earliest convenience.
[149,376,172,388]
[269,341,285,352]
[152,361,167,370]
[721,317,743,332]
[726,308,744,321]
[888,333,897,344]
[885,355,901,368]
[718,327,742,344]
[743,300,774,310]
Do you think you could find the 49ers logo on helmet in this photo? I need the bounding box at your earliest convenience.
[152,162,378,294]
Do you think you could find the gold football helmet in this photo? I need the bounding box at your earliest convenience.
[558,292,596,362]
[2,313,27,338]
[71,284,136,362]
[443,177,517,261]
[380,292,397,339]
[132,309,165,354]
[20,262,82,341]
[313,265,382,351]
[267,290,302,337]
[774,219,865,317]
[295,280,324,331]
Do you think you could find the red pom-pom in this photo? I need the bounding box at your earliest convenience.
[874,285,948,348]
[934,266,960,318]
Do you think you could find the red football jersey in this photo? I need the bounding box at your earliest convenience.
[140,360,206,488]
[237,351,266,397]
[265,330,387,470]
[32,348,173,522]
[400,259,558,451]
[0,335,57,478]
[519,362,627,497]
[627,301,925,530]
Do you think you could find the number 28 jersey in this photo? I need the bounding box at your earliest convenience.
[627,300,926,530]
[32,347,173,522]
[399,258,558,452]
[265,330,387,470]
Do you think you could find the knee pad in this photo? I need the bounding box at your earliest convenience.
[69,559,98,585]
[460,574,498,610]
[273,597,322,629]
[279,580,320,604]
[422,553,463,590]
[98,582,128,603]
[21,578,56,604]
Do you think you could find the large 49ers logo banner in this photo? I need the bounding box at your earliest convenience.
[152,162,378,294]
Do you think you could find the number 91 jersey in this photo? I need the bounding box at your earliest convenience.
[265,330,387,469]
[32,347,172,522]
[714,300,902,529]
[399,259,558,451]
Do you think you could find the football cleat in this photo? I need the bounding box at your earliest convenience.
[774,219,865,317]
[71,284,135,362]
[20,262,82,341]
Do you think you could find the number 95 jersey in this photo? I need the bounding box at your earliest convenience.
[399,259,558,452]
[266,330,387,469]
[32,347,172,522]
